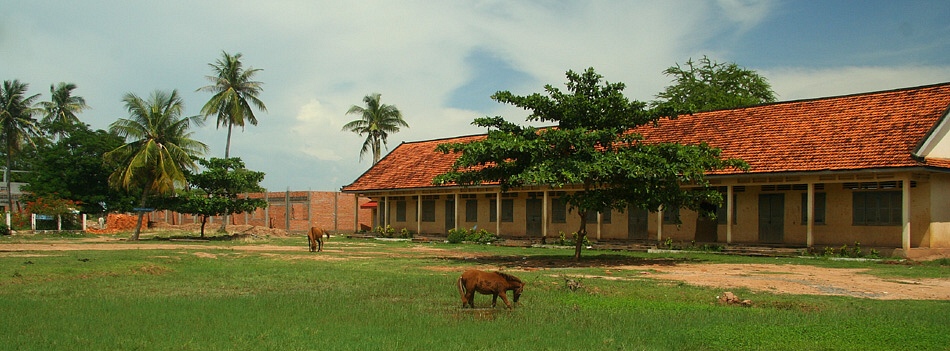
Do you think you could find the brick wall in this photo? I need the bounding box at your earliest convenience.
[149,191,373,234]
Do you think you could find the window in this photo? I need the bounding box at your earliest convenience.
[501,199,514,222]
[585,210,611,224]
[662,207,680,224]
[465,199,477,222]
[489,198,514,222]
[853,191,901,226]
[421,200,435,222]
[715,198,738,225]
[395,201,406,222]
[800,193,825,225]
[489,200,497,222]
[552,198,567,223]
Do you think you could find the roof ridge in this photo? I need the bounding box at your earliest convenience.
[698,81,950,113]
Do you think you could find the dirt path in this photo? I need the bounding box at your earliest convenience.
[611,263,950,300]
[2,240,947,300]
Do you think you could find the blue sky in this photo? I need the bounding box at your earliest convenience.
[2,0,949,191]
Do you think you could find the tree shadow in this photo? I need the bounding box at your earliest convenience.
[439,253,702,269]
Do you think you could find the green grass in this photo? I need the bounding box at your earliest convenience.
[0,235,947,350]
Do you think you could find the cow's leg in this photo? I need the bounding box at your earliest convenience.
[307,236,315,252]
[466,290,476,308]
[317,238,323,252]
[491,293,499,308]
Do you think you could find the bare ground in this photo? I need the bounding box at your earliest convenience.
[1,236,947,300]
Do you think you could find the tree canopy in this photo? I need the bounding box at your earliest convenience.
[23,124,136,214]
[343,93,408,165]
[0,80,42,212]
[161,157,266,237]
[435,68,747,260]
[655,56,776,112]
[104,90,208,240]
[198,51,267,159]
[39,82,89,140]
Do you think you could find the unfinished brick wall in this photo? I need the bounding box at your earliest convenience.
[149,191,373,234]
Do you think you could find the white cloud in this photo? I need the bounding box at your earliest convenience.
[3,1,947,190]
[765,65,950,101]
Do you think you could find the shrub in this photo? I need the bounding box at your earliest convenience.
[447,228,499,244]
[447,228,466,243]
[555,231,591,247]
[375,225,396,238]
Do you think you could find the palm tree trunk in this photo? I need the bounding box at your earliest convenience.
[224,122,233,159]
[5,151,12,215]
[131,187,149,241]
[220,122,233,232]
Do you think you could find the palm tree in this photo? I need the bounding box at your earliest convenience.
[0,80,42,213]
[342,93,408,164]
[197,51,267,159]
[104,90,207,240]
[39,82,89,140]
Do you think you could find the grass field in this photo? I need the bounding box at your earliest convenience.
[0,233,948,350]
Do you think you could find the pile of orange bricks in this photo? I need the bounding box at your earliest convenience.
[86,213,148,234]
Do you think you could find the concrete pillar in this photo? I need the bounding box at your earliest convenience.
[726,185,734,244]
[902,176,912,251]
[806,183,815,247]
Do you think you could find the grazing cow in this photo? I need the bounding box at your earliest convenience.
[457,269,525,309]
[307,227,329,252]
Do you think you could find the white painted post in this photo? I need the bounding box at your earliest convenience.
[657,207,664,242]
[902,176,912,252]
[806,183,815,247]
[542,190,549,241]
[496,191,502,235]
[726,186,734,244]
[416,195,422,235]
[454,191,461,234]
[596,212,602,240]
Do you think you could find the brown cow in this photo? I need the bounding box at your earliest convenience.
[457,269,525,309]
[307,227,329,252]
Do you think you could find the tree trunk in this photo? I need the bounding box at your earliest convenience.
[131,187,150,241]
[220,123,233,232]
[574,210,588,261]
[6,151,13,214]
[200,215,208,238]
[224,122,233,159]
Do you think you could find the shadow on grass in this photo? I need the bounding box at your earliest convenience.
[144,233,258,242]
[440,254,702,269]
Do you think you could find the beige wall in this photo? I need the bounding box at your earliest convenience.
[364,172,950,249]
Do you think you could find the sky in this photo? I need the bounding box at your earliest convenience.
[2,0,949,191]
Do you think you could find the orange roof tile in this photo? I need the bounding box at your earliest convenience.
[342,83,950,193]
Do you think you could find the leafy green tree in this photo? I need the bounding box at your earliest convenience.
[22,124,136,214]
[0,80,42,213]
[104,90,208,240]
[39,82,89,140]
[435,68,747,260]
[655,56,776,112]
[161,157,266,237]
[198,51,267,159]
[343,93,408,165]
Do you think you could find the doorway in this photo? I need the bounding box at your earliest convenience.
[526,198,542,236]
[758,194,785,243]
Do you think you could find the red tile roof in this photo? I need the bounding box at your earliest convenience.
[342,83,950,193]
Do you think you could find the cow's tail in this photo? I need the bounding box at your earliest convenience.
[457,276,466,298]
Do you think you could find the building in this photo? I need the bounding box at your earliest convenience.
[341,83,950,256]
